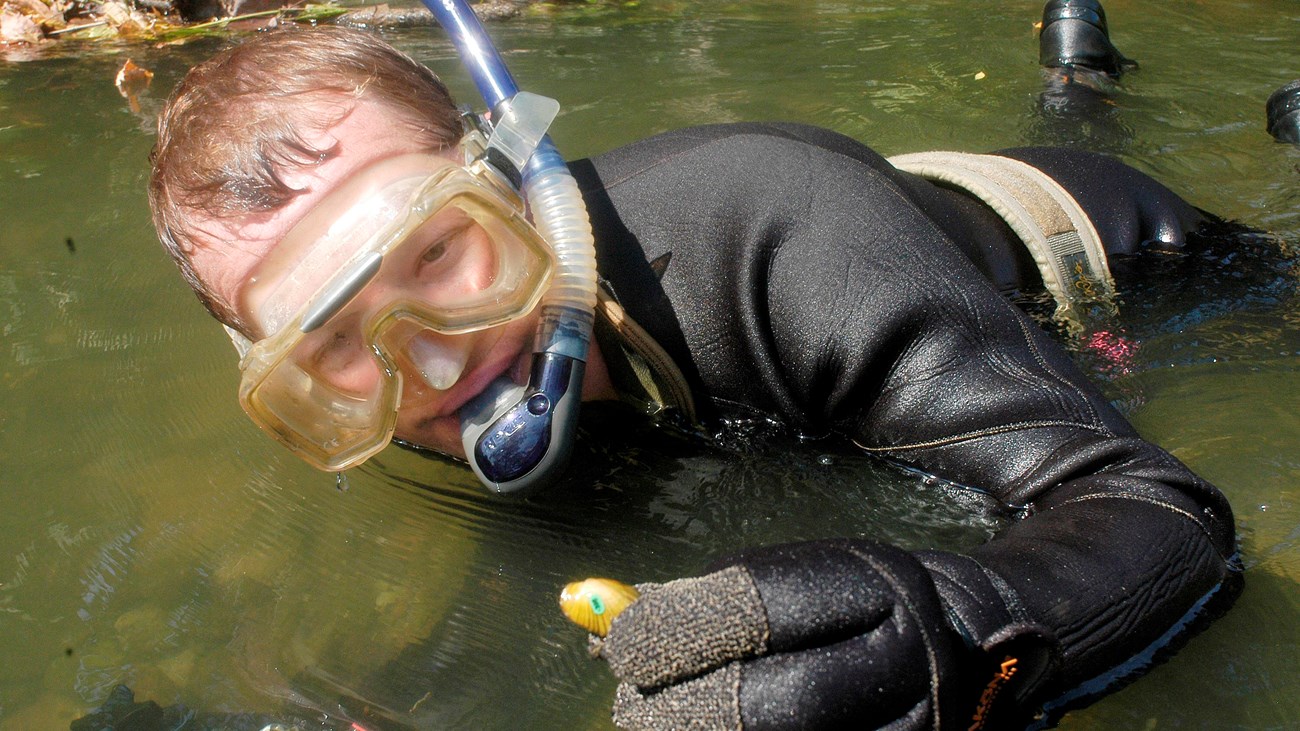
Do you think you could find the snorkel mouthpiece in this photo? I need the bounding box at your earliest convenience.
[460,357,584,492]
[426,0,599,494]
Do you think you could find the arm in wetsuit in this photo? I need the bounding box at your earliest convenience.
[570,122,1239,729]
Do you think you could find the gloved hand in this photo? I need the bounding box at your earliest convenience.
[592,540,1059,730]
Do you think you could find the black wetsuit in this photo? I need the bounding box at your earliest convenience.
[570,123,1238,711]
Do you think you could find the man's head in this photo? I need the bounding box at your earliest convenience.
[148,26,551,461]
[149,25,463,335]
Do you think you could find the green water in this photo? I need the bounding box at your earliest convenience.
[2,1,1298,728]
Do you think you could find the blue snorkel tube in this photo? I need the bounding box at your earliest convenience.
[423,0,598,494]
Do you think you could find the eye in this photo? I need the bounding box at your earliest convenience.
[309,329,364,376]
[296,330,383,397]
[420,238,451,266]
[414,223,472,279]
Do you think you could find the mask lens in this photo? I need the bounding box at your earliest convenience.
[390,197,551,332]
[241,343,398,470]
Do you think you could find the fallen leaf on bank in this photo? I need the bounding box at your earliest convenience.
[115,58,154,113]
[6,0,351,55]
[336,2,391,25]
[7,0,64,30]
[100,0,152,36]
[1,8,43,43]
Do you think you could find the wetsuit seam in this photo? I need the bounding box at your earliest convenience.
[815,154,1107,435]
[883,178,1108,430]
[1010,310,1107,430]
[1050,493,1228,560]
[833,157,1012,437]
[852,419,1111,453]
[922,555,1033,631]
[589,143,718,192]
[981,564,1033,624]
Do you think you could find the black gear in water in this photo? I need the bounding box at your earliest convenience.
[1266,79,1300,143]
[70,686,175,731]
[1039,0,1136,77]
[69,684,332,731]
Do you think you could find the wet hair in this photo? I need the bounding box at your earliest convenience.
[148,25,463,332]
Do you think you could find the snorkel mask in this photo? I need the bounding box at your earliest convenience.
[236,143,556,472]
[230,4,598,494]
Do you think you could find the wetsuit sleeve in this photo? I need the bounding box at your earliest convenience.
[576,123,1239,705]
[995,146,1208,255]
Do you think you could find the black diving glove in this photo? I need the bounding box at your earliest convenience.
[594,540,1059,730]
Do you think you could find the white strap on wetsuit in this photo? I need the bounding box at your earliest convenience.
[594,285,698,422]
[888,151,1116,319]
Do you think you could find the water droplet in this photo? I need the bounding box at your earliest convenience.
[336,472,351,492]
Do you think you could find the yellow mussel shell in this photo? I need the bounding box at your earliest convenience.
[559,578,640,637]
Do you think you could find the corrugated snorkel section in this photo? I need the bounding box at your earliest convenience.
[524,144,598,360]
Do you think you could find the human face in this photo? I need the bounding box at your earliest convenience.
[187,99,544,460]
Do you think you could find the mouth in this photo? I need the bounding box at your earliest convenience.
[412,345,532,428]
[393,347,529,457]
[394,316,540,452]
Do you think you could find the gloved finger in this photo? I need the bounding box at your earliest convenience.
[717,539,940,655]
[737,615,935,729]
[611,666,743,731]
[611,628,934,731]
[602,565,770,689]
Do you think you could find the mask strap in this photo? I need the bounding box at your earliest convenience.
[224,325,253,359]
